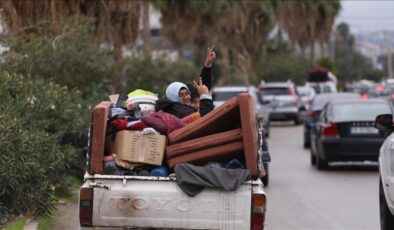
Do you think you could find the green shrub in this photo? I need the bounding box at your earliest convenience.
[0,18,117,99]
[0,72,86,220]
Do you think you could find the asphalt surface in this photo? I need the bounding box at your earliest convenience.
[264,121,380,230]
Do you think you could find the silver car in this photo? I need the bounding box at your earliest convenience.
[259,81,305,125]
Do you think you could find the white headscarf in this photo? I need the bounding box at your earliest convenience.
[166,82,188,103]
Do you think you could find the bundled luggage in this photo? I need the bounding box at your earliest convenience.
[88,89,267,193]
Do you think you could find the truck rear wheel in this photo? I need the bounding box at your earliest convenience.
[261,163,269,186]
[316,153,328,170]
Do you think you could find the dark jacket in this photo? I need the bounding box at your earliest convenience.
[155,67,214,119]
[155,97,213,118]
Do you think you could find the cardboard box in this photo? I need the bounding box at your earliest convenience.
[108,130,166,166]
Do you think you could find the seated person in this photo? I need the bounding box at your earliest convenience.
[155,78,213,119]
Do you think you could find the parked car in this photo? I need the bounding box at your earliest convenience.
[310,98,393,170]
[259,81,304,125]
[212,85,270,137]
[374,114,394,230]
[296,85,316,110]
[303,92,362,148]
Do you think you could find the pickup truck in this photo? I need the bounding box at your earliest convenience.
[79,94,268,230]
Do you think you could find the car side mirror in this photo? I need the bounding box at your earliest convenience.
[375,114,393,131]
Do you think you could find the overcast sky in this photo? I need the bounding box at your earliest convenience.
[336,0,394,33]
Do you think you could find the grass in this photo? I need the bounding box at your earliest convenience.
[58,175,83,203]
[2,216,26,230]
[2,176,83,230]
[37,212,56,230]
[38,175,82,229]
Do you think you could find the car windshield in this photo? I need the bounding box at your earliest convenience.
[212,91,244,101]
[308,83,334,94]
[332,103,391,121]
[260,87,289,96]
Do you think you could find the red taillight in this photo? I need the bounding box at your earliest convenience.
[252,212,265,230]
[288,88,296,95]
[321,123,339,137]
[391,93,394,100]
[80,188,93,227]
[362,93,368,100]
[307,111,318,118]
[252,194,266,230]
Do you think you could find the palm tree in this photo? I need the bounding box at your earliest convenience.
[314,0,341,58]
[217,0,278,84]
[278,0,341,60]
[1,0,141,60]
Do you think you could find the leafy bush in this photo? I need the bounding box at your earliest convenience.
[0,18,117,98]
[0,18,116,222]
[0,72,86,220]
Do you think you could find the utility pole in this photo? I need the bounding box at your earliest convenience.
[386,31,393,78]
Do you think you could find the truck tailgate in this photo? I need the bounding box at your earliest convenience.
[88,178,252,229]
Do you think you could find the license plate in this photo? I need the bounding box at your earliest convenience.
[350,127,378,134]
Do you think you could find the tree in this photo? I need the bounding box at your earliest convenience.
[278,0,341,59]
[1,0,141,60]
[217,0,278,84]
[314,1,341,58]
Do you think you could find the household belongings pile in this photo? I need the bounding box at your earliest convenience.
[88,89,265,195]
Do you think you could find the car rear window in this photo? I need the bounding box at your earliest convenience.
[332,103,391,121]
[260,87,290,96]
[212,91,244,101]
[297,87,312,97]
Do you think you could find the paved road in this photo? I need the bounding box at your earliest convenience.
[264,122,380,230]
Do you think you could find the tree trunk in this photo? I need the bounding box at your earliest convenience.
[319,42,325,59]
[310,42,315,60]
[233,48,251,85]
[142,1,152,54]
[220,45,230,83]
[290,41,296,59]
[113,43,125,93]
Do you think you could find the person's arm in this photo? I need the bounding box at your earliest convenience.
[200,46,216,90]
[193,77,214,117]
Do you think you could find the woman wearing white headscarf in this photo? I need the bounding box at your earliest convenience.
[155,78,213,119]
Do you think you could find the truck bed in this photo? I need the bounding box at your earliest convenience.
[81,174,263,230]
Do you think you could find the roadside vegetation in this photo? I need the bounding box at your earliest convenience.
[0,0,384,227]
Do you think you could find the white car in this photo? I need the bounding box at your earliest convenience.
[296,85,316,110]
[375,113,394,230]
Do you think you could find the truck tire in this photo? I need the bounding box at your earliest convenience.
[294,117,300,125]
[310,152,316,166]
[261,163,269,186]
[380,179,394,230]
[316,153,328,170]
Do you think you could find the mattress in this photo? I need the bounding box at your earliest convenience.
[166,128,243,159]
[90,101,112,174]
